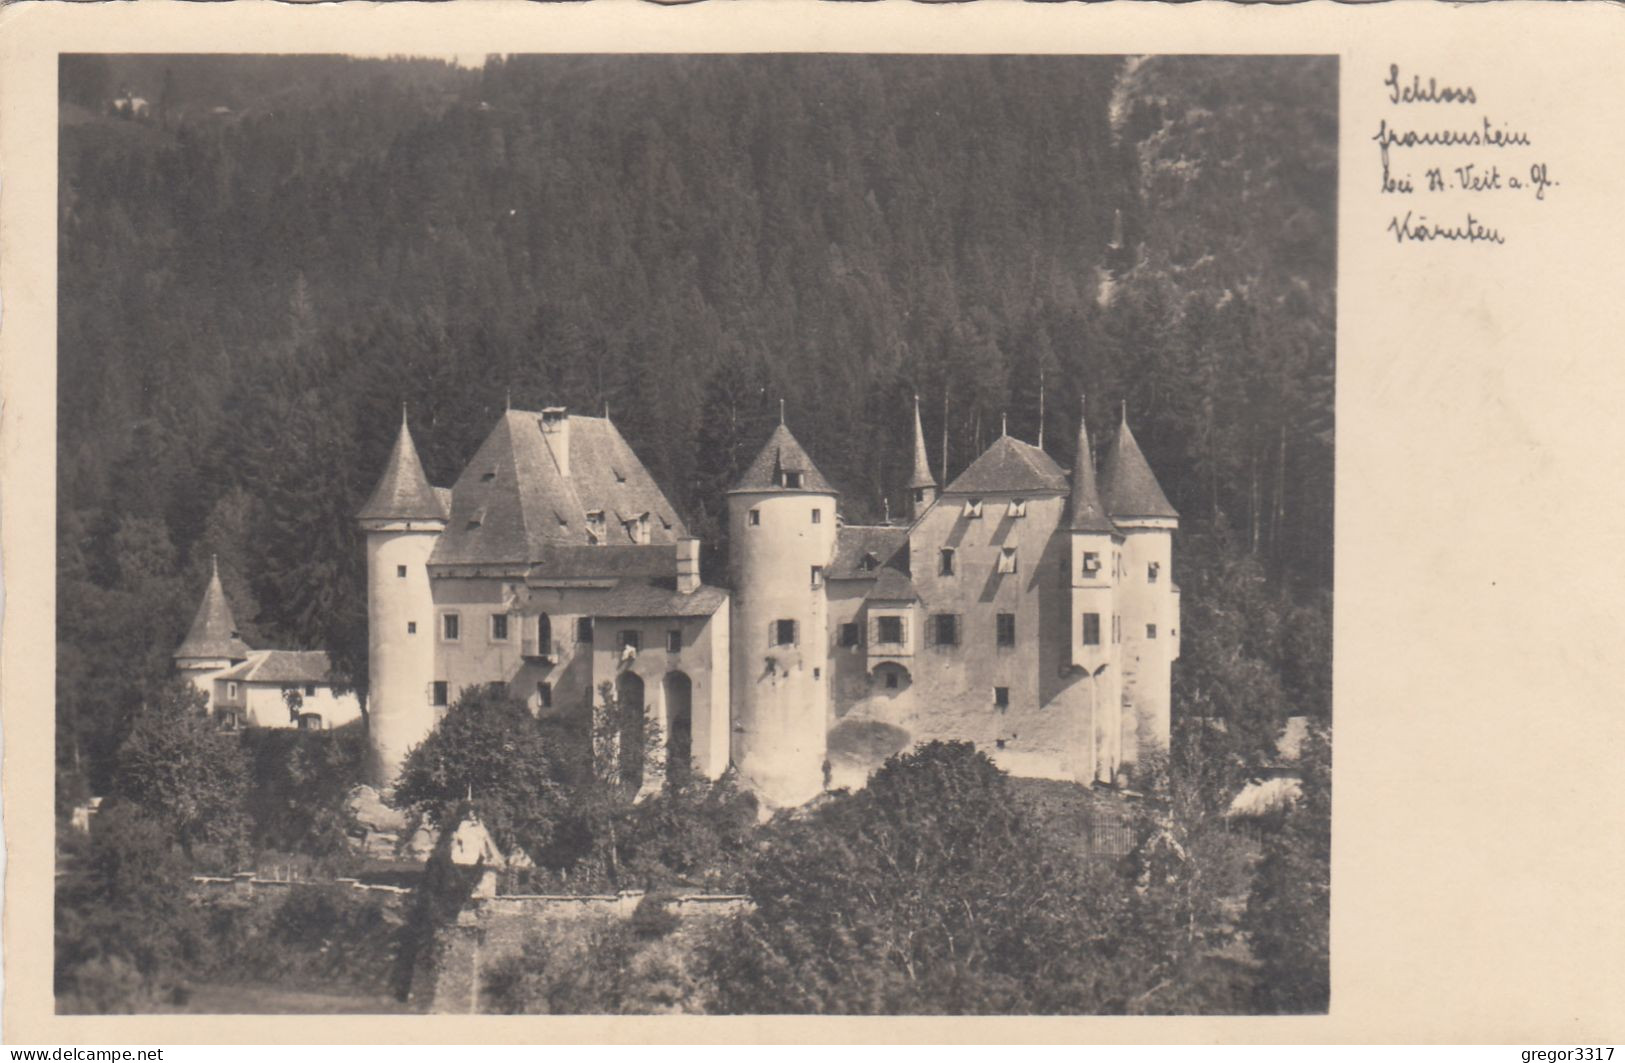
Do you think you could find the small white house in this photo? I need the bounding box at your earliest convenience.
[214,650,363,731]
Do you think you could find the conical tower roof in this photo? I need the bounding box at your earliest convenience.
[1100,407,1179,521]
[730,422,836,495]
[174,557,251,662]
[359,410,447,523]
[908,395,936,491]
[1067,401,1118,535]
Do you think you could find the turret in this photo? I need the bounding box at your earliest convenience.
[727,414,838,807]
[1065,400,1124,784]
[359,409,447,786]
[174,555,251,710]
[1100,403,1180,764]
[907,394,937,520]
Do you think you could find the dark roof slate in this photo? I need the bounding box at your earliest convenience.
[864,567,920,602]
[1067,411,1118,535]
[730,423,836,495]
[1100,416,1178,520]
[174,562,251,661]
[428,411,686,567]
[590,581,729,619]
[827,526,909,580]
[359,417,447,523]
[943,435,1068,496]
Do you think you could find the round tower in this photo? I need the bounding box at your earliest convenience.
[358,410,447,787]
[728,416,838,808]
[1066,400,1125,785]
[1100,403,1180,766]
[173,554,251,712]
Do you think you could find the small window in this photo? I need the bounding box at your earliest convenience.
[774,619,798,646]
[536,681,552,709]
[1083,613,1101,646]
[994,686,1010,709]
[407,621,417,635]
[227,682,238,700]
[811,508,822,524]
[1148,561,1161,583]
[667,629,682,653]
[839,622,861,648]
[491,614,509,641]
[860,553,878,572]
[480,470,496,482]
[1147,623,1158,639]
[1113,615,1121,644]
[576,616,594,643]
[996,613,1016,647]
[914,488,925,504]
[304,683,317,697]
[1083,552,1101,577]
[297,713,323,731]
[939,548,955,577]
[885,670,899,690]
[811,565,824,587]
[620,630,641,652]
[963,499,984,519]
[997,548,1018,575]
[442,613,461,641]
[431,681,448,707]
[933,613,959,646]
[396,564,407,578]
[1008,499,1027,518]
[749,509,761,527]
[876,616,905,645]
[784,471,804,489]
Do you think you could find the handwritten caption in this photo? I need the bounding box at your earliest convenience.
[1377,64,1557,245]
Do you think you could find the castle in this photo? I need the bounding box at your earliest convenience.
[354,396,1179,808]
[177,396,1180,808]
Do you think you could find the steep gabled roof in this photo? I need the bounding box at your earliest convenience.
[175,559,251,662]
[730,423,836,495]
[358,414,447,523]
[1067,408,1118,535]
[943,435,1068,496]
[828,526,909,580]
[1099,413,1179,521]
[864,566,919,603]
[429,411,686,568]
[908,397,937,491]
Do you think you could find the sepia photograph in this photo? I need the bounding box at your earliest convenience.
[52,51,1336,1017]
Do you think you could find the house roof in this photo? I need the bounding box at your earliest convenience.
[358,415,448,523]
[217,649,335,685]
[174,560,251,661]
[943,434,1069,496]
[589,581,729,619]
[428,411,686,567]
[827,525,909,580]
[730,423,836,495]
[864,567,919,603]
[525,544,680,583]
[1099,413,1178,520]
[909,397,937,491]
[1067,410,1118,535]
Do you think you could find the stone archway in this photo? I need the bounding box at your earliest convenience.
[615,671,646,790]
[663,671,693,783]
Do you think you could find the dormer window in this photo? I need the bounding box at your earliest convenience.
[480,470,496,483]
[585,510,605,545]
[997,548,1018,575]
[612,467,627,483]
[1008,499,1027,518]
[623,513,650,544]
[860,553,878,572]
[963,499,984,519]
[1082,552,1102,577]
[783,471,804,489]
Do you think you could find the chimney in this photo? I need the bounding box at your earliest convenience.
[675,537,701,594]
[539,407,570,478]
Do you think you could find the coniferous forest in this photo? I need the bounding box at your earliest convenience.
[55,54,1335,1014]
